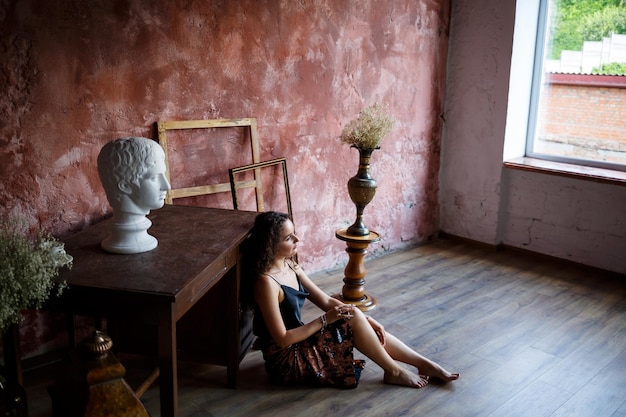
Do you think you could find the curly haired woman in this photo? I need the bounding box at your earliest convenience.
[242,211,459,389]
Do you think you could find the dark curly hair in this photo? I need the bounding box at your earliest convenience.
[241,211,292,306]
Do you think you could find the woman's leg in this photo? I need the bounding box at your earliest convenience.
[348,309,429,388]
[382,333,459,382]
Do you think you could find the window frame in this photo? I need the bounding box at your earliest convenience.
[505,0,626,180]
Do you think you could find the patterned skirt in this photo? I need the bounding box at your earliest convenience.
[261,320,366,389]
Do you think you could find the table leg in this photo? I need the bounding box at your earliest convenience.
[226,266,240,388]
[158,306,178,417]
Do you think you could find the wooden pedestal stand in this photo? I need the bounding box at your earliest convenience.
[48,331,150,417]
[334,228,381,311]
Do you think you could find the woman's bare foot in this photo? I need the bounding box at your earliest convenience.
[416,361,460,383]
[384,369,429,388]
[429,370,460,383]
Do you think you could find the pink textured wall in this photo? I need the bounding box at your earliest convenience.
[1,0,450,356]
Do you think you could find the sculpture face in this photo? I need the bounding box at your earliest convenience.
[98,137,171,217]
[123,149,169,214]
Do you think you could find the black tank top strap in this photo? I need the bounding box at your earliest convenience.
[266,274,282,287]
[286,261,305,289]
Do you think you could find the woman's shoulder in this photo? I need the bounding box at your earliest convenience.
[255,273,281,294]
[257,273,275,285]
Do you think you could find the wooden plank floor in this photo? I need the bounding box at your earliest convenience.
[23,237,626,417]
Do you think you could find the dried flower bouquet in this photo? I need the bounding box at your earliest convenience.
[340,102,395,149]
[0,218,72,333]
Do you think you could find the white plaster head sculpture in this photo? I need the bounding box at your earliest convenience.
[97,137,171,254]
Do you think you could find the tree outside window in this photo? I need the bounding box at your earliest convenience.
[529,0,626,170]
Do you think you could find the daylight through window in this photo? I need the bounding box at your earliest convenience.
[527,0,626,172]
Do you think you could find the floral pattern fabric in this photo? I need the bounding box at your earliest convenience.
[261,320,365,389]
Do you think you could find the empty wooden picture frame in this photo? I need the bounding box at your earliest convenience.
[157,118,262,205]
[228,158,293,218]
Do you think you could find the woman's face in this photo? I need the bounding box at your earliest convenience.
[275,219,299,259]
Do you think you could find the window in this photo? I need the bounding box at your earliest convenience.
[507,0,626,174]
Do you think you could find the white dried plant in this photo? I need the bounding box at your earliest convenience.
[0,218,72,333]
[340,102,395,149]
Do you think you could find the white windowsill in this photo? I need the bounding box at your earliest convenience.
[504,157,626,186]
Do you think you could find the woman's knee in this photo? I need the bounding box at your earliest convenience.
[350,308,369,326]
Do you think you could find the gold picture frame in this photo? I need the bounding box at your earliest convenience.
[228,158,293,218]
[156,118,262,205]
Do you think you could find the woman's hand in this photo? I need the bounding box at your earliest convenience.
[325,304,355,324]
[366,316,386,345]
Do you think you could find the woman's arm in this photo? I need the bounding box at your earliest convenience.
[293,263,381,341]
[254,274,327,348]
[292,263,342,311]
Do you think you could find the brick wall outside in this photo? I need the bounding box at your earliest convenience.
[536,75,626,164]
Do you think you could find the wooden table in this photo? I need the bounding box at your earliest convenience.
[7,205,258,417]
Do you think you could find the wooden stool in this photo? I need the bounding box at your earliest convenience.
[334,228,381,311]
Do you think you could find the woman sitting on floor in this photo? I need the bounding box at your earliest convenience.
[241,211,459,389]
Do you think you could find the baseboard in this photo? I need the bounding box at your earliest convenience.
[437,231,626,280]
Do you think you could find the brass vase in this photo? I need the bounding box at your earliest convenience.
[346,146,378,236]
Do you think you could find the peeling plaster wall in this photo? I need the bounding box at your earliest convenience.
[440,0,626,274]
[1,1,450,356]
[500,169,626,271]
[439,1,511,244]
